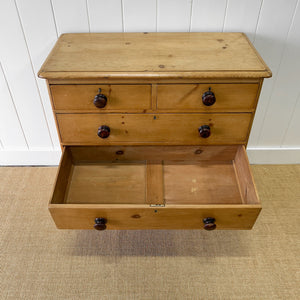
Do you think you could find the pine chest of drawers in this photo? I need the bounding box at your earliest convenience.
[39,33,271,231]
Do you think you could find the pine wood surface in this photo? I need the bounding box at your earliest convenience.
[51,147,72,204]
[49,145,260,229]
[48,78,261,84]
[66,163,146,205]
[157,83,259,112]
[69,145,238,162]
[146,161,164,205]
[234,146,260,205]
[49,205,261,230]
[38,33,271,79]
[50,84,152,112]
[163,162,241,205]
[39,32,271,231]
[56,113,252,145]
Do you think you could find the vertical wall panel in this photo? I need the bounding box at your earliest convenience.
[0,63,27,150]
[16,0,60,149]
[191,0,227,31]
[247,0,298,147]
[51,0,90,34]
[283,94,300,147]
[88,0,123,32]
[123,0,156,32]
[0,0,299,164]
[157,0,192,32]
[224,0,262,42]
[0,0,53,149]
[257,1,300,147]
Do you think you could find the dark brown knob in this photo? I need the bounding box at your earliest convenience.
[93,88,107,108]
[203,217,216,231]
[94,218,107,230]
[97,125,110,139]
[198,125,211,138]
[202,88,216,106]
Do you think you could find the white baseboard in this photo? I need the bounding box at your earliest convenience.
[0,148,299,166]
[247,148,300,164]
[0,149,62,166]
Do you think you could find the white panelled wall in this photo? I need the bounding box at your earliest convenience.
[0,0,299,165]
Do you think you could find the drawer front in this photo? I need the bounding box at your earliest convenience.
[49,205,261,230]
[57,113,252,145]
[157,84,259,112]
[50,84,151,111]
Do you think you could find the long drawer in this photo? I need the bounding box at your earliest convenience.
[157,83,260,112]
[49,145,261,230]
[56,113,252,145]
[50,84,152,112]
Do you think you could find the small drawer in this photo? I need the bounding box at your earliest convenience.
[157,84,259,112]
[56,113,252,145]
[50,84,151,112]
[49,145,261,230]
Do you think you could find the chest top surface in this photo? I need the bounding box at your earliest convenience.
[38,32,271,80]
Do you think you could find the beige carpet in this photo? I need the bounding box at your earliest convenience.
[1,165,299,299]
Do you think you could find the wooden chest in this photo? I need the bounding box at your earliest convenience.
[39,33,271,231]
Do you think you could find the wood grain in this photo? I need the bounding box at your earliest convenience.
[164,161,242,205]
[41,32,267,231]
[69,145,238,162]
[51,147,73,204]
[50,84,151,112]
[48,78,261,84]
[146,161,164,205]
[49,145,261,229]
[65,162,146,205]
[56,113,253,145]
[234,146,259,204]
[157,83,259,112]
[38,33,271,79]
[49,204,261,230]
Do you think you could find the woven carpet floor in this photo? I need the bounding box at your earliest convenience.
[1,165,299,299]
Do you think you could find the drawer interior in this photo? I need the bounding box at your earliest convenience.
[51,145,259,206]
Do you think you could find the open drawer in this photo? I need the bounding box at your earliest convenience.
[50,145,261,230]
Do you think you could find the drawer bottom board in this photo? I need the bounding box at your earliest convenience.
[63,161,242,205]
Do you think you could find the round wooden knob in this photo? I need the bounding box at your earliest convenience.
[202,89,216,106]
[97,125,110,138]
[94,218,107,230]
[203,217,216,231]
[93,88,107,108]
[198,125,211,138]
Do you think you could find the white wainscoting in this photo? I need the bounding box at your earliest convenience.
[0,0,299,165]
